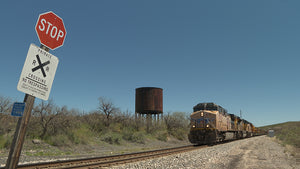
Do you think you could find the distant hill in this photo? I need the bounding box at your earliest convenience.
[260,121,300,148]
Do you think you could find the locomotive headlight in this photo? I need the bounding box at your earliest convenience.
[201,112,204,116]
[206,124,209,128]
[192,125,196,128]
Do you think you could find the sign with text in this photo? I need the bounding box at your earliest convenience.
[11,102,26,117]
[17,44,59,100]
[35,11,67,50]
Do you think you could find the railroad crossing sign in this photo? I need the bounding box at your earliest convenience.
[17,44,59,100]
[35,11,67,50]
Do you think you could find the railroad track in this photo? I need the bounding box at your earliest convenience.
[2,145,206,169]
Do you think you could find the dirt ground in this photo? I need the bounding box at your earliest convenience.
[224,136,299,169]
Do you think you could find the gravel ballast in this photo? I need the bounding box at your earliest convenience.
[112,136,299,169]
[0,136,299,168]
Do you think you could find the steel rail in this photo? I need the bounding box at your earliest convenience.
[1,145,206,169]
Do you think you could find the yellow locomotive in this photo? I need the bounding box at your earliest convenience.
[188,103,256,144]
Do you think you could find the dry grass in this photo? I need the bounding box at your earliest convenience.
[261,121,300,158]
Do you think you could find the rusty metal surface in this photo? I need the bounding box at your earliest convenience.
[135,87,163,114]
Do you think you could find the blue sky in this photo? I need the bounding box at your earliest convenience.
[1,1,300,127]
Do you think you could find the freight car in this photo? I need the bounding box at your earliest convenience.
[188,102,259,144]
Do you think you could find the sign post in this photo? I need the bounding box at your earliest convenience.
[5,11,66,169]
[5,94,35,169]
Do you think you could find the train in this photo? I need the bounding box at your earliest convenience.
[188,102,265,144]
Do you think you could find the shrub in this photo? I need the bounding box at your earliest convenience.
[0,135,5,149]
[70,125,93,145]
[111,123,122,133]
[261,121,300,148]
[164,112,189,140]
[155,131,168,141]
[155,130,168,142]
[170,128,187,140]
[45,134,72,147]
[0,135,6,149]
[122,130,145,144]
[0,135,11,149]
[101,133,121,144]
[276,125,300,148]
[26,116,43,139]
[83,112,107,133]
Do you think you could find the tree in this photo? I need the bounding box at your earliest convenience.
[0,95,15,135]
[113,110,136,129]
[82,111,106,133]
[164,112,190,140]
[98,97,119,127]
[0,95,12,113]
[32,100,61,139]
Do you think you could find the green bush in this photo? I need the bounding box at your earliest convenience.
[164,112,189,140]
[276,125,300,148]
[26,116,43,139]
[0,94,192,149]
[0,135,11,149]
[261,121,300,148]
[0,135,5,149]
[110,123,122,133]
[45,134,72,147]
[122,128,134,140]
[170,128,188,140]
[155,130,168,142]
[122,130,145,144]
[70,125,93,145]
[101,133,121,144]
[0,135,6,149]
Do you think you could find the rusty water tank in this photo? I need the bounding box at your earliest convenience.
[135,87,163,114]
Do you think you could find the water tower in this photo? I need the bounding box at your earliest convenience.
[135,87,163,122]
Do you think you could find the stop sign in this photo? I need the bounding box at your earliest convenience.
[35,11,67,50]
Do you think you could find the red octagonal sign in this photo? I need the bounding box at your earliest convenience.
[35,11,66,50]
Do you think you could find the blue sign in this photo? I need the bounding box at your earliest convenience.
[11,102,26,117]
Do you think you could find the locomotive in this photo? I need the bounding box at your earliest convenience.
[188,102,263,144]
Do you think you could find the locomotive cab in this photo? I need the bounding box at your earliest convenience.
[190,110,216,129]
[189,102,257,145]
[189,110,217,144]
[188,102,232,144]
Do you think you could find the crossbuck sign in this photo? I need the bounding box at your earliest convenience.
[17,44,59,100]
